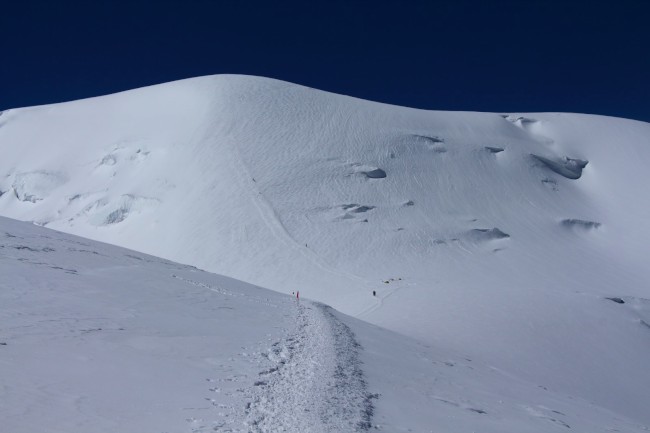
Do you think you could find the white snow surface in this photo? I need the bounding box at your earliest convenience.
[1,75,650,429]
[1,216,647,433]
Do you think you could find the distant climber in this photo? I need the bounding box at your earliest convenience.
[373,290,376,297]
[296,291,300,300]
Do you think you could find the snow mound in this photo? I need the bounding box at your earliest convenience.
[411,134,447,152]
[342,203,375,213]
[532,154,589,179]
[1,75,650,427]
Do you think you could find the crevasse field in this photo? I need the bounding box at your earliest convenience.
[1,75,649,432]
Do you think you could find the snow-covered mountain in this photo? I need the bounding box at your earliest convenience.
[2,216,646,433]
[1,75,650,430]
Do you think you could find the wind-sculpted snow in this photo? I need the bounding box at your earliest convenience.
[360,167,387,179]
[466,227,510,241]
[1,75,650,427]
[532,154,589,179]
[561,218,601,231]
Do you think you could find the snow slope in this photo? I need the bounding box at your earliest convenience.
[1,75,650,426]
[1,216,647,433]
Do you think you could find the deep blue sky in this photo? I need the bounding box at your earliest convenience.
[2,1,649,122]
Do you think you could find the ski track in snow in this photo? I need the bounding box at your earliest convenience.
[227,136,370,287]
[171,273,375,432]
[245,300,375,433]
[171,273,280,308]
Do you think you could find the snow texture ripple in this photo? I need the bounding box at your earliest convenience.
[245,300,375,432]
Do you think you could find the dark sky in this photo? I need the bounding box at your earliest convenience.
[2,0,649,122]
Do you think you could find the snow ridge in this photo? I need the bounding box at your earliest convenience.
[246,300,374,432]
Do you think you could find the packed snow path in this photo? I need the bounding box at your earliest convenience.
[245,300,375,432]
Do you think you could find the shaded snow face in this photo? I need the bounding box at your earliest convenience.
[1,75,650,427]
[531,154,588,179]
